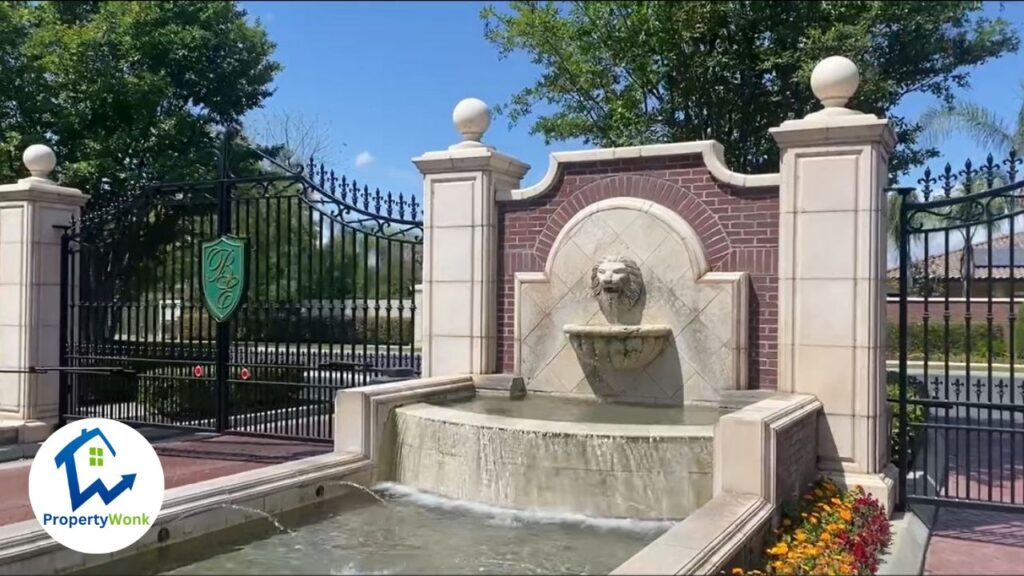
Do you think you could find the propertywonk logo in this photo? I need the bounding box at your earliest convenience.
[29,418,165,554]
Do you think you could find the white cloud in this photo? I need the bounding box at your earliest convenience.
[354,151,375,168]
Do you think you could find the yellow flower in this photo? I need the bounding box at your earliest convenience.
[770,543,789,556]
[809,516,819,525]
[795,531,807,543]
[830,497,841,505]
[826,523,839,533]
[820,532,831,543]
[839,508,852,522]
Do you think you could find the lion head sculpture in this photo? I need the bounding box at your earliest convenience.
[590,256,644,311]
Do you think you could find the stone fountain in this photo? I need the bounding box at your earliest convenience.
[564,256,672,370]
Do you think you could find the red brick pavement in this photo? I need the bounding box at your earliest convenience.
[923,428,1024,574]
[0,434,329,526]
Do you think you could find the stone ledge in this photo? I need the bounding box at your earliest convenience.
[610,494,773,575]
[0,451,369,574]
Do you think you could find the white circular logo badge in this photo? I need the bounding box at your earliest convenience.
[29,418,165,554]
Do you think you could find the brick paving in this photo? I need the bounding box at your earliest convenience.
[921,428,1024,574]
[0,433,330,527]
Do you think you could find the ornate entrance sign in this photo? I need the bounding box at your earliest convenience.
[201,235,248,322]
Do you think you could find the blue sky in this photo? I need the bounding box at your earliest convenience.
[240,1,1024,198]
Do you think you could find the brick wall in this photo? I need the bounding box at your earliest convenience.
[773,410,819,509]
[497,153,781,389]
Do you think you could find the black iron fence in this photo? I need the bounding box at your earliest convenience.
[892,148,1024,511]
[58,130,423,442]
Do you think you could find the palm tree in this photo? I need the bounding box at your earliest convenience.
[919,84,1024,155]
[909,87,1024,295]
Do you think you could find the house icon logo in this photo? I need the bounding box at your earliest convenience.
[29,418,165,554]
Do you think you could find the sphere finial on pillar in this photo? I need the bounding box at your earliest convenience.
[451,97,492,149]
[809,56,860,114]
[23,144,56,180]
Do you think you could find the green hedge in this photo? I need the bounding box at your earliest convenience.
[886,321,1008,362]
[886,371,927,468]
[164,308,414,345]
[141,366,305,422]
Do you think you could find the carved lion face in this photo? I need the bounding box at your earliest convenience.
[590,256,643,309]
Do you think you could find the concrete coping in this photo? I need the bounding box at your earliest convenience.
[395,402,716,438]
[611,493,773,575]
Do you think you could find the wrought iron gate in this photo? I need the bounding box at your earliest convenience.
[894,149,1024,511]
[58,130,422,442]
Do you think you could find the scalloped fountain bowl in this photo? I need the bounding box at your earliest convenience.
[564,324,673,370]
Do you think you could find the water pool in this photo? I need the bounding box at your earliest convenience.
[428,393,727,426]
[104,484,669,575]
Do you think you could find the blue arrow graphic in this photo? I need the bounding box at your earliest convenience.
[69,474,137,512]
[53,427,139,512]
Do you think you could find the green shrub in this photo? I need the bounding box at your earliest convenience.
[886,321,1008,362]
[140,365,306,422]
[886,371,927,468]
[163,307,414,345]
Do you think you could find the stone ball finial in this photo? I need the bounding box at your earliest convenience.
[23,144,56,180]
[810,56,860,110]
[452,97,491,146]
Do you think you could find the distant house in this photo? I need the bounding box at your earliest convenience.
[887,231,1024,299]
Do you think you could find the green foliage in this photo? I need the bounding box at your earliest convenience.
[166,308,415,346]
[886,371,927,468]
[886,321,1008,361]
[481,1,1019,176]
[0,1,280,191]
[142,369,304,422]
[1015,303,1024,359]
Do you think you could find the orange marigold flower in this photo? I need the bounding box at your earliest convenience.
[820,532,831,543]
[795,531,807,543]
[830,497,841,505]
[839,509,852,522]
[731,568,744,575]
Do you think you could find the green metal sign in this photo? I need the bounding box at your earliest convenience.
[201,235,249,323]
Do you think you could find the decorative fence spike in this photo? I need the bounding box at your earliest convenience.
[940,163,956,198]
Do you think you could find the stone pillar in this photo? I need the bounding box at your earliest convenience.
[770,57,898,511]
[0,145,88,444]
[412,99,529,376]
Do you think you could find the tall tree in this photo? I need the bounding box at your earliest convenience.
[0,1,280,195]
[920,83,1024,156]
[482,1,1019,176]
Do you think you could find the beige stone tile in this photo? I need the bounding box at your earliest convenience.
[569,214,619,261]
[618,212,669,263]
[0,206,24,244]
[429,336,471,375]
[430,282,473,336]
[793,278,855,347]
[550,238,593,289]
[793,211,856,279]
[643,232,695,287]
[794,152,860,213]
[430,226,475,281]
[793,345,855,415]
[37,243,61,286]
[0,285,23,326]
[429,179,476,228]
[522,316,564,376]
[598,208,642,235]
[817,412,856,469]
[643,340,684,399]
[0,243,23,285]
[0,372,21,411]
[517,291,545,347]
[543,343,586,392]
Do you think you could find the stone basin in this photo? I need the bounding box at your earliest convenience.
[563,324,673,370]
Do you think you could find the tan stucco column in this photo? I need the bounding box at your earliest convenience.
[412,98,529,376]
[0,145,88,444]
[770,57,898,511]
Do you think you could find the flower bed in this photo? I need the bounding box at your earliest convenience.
[729,477,892,575]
